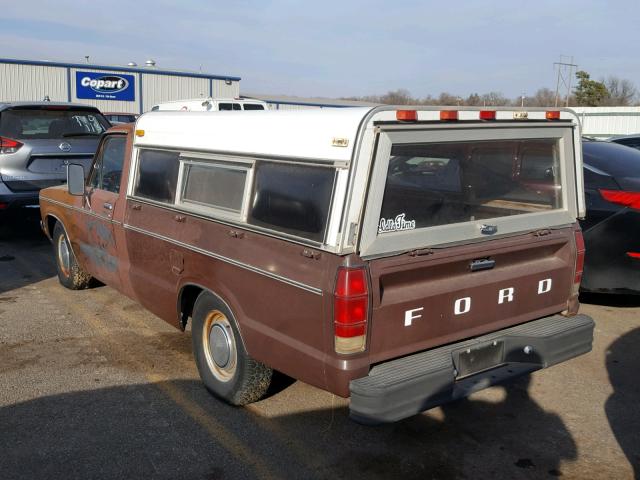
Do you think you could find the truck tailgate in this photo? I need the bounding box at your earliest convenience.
[366,228,575,364]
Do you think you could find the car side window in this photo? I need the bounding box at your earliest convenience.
[89,135,126,194]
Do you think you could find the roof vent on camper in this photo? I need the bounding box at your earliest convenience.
[145,59,156,67]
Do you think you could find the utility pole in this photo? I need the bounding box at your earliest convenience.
[554,55,578,107]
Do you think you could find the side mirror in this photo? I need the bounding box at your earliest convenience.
[67,163,85,196]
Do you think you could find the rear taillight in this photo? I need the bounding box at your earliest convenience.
[0,136,23,154]
[572,230,586,296]
[333,267,369,354]
[599,189,640,210]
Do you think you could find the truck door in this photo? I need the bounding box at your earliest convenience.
[80,134,127,287]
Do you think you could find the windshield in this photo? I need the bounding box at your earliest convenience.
[0,108,110,139]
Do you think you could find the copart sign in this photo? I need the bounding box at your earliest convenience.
[76,71,135,101]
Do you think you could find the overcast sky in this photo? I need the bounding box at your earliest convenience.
[2,1,639,100]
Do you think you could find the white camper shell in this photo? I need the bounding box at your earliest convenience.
[133,106,585,258]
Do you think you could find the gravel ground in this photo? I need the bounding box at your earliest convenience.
[0,208,638,480]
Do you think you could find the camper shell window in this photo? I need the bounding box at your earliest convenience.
[131,148,338,244]
[179,162,249,216]
[248,162,336,242]
[360,126,577,257]
[133,149,181,203]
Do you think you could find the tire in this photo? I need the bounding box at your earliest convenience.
[192,291,272,405]
[52,222,93,290]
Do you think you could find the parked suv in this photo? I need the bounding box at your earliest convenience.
[0,102,110,209]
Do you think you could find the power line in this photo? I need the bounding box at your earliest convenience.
[554,55,578,107]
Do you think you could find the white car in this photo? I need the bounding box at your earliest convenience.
[151,98,267,112]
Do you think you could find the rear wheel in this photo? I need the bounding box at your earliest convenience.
[52,222,92,290]
[192,291,272,405]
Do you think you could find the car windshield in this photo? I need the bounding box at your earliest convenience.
[0,108,110,140]
[583,141,640,178]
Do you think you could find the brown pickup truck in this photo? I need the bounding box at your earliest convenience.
[39,106,594,424]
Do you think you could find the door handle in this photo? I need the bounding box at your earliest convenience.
[103,202,113,210]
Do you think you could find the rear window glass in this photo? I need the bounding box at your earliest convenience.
[181,163,248,214]
[248,162,336,241]
[0,108,109,139]
[379,139,561,232]
[582,141,640,178]
[133,149,180,203]
[218,103,242,111]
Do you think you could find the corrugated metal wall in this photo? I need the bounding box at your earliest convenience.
[267,103,323,111]
[69,67,141,113]
[572,107,640,138]
[211,79,240,99]
[1,61,241,114]
[0,64,67,102]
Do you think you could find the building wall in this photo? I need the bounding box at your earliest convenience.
[0,63,67,102]
[211,79,240,99]
[267,102,324,111]
[572,107,640,138]
[0,60,240,114]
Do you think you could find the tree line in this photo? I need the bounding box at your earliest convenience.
[342,70,638,107]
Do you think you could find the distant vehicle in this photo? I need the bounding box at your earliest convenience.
[103,112,138,125]
[151,97,267,112]
[580,140,640,294]
[0,102,110,210]
[609,133,640,151]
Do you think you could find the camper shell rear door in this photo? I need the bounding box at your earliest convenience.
[358,121,581,364]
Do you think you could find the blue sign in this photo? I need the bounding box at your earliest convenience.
[76,71,135,101]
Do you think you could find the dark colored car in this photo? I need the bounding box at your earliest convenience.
[580,140,640,294]
[609,133,640,151]
[103,112,138,125]
[0,102,110,210]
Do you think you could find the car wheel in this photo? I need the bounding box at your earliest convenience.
[192,291,272,405]
[52,222,93,290]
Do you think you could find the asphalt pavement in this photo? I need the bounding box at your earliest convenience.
[0,208,638,479]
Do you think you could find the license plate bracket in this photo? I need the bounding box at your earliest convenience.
[456,340,504,378]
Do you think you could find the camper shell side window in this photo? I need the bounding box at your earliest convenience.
[130,148,339,244]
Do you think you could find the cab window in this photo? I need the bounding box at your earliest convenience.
[89,135,126,193]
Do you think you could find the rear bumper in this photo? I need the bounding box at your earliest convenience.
[0,182,40,208]
[349,313,594,424]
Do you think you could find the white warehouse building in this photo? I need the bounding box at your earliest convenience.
[0,58,240,114]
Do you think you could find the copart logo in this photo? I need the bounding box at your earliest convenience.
[80,75,129,94]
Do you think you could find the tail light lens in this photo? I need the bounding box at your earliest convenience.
[0,136,23,154]
[440,110,458,121]
[572,229,586,296]
[333,267,369,354]
[479,110,496,120]
[396,110,417,121]
[599,189,640,210]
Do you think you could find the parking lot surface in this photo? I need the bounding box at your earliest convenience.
[1,209,638,480]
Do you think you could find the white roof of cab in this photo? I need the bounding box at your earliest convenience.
[134,108,374,162]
